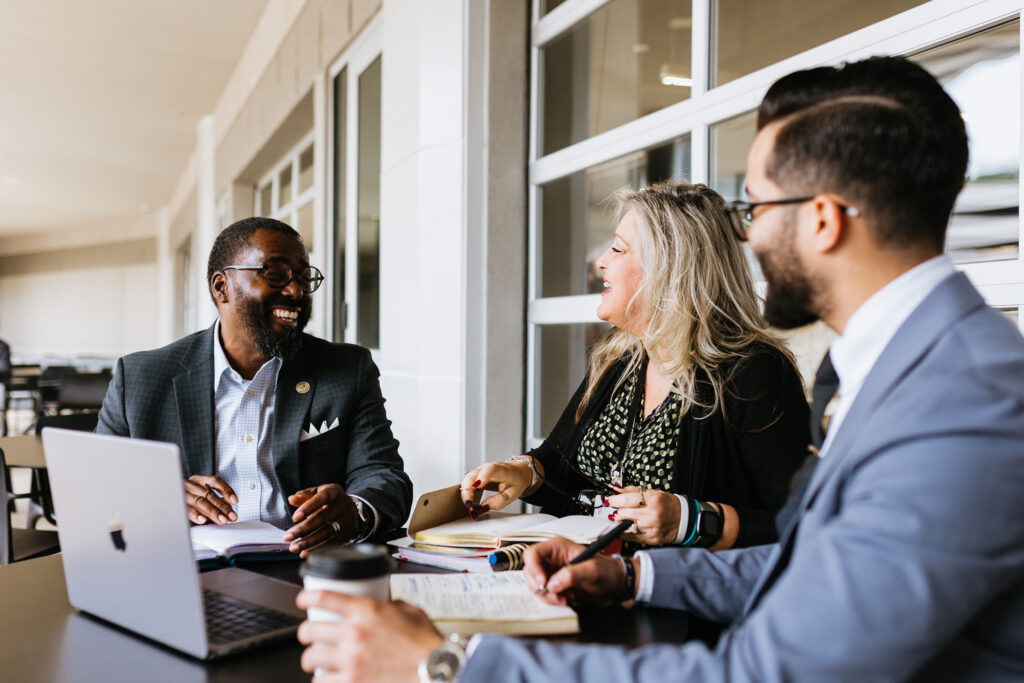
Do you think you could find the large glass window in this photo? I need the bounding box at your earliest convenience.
[530,2,1024,447]
[914,21,1020,264]
[540,135,690,297]
[332,68,348,343]
[535,322,609,438]
[713,0,927,86]
[542,0,693,155]
[356,56,382,349]
[329,30,382,349]
[254,136,316,247]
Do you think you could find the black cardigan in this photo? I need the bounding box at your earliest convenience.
[522,345,811,547]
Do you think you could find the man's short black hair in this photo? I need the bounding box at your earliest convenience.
[757,56,969,252]
[206,217,302,302]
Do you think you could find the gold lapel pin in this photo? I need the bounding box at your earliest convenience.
[296,381,311,394]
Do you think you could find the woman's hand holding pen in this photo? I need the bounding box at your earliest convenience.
[605,486,680,546]
[459,459,536,514]
[523,537,628,607]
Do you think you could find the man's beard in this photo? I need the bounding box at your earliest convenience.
[756,226,819,330]
[236,294,311,360]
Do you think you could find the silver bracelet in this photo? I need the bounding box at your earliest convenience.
[504,455,540,492]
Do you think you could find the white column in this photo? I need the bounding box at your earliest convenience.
[195,115,218,330]
[156,206,175,345]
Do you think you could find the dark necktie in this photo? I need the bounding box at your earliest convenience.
[773,352,839,534]
[810,351,839,449]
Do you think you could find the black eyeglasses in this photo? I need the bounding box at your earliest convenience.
[723,197,861,241]
[222,263,325,293]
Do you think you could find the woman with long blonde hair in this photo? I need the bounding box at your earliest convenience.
[462,181,809,549]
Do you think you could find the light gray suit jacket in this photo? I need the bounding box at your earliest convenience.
[466,272,1024,681]
[96,325,412,537]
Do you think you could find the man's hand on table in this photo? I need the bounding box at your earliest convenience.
[524,536,634,606]
[184,475,238,525]
[296,590,443,682]
[286,483,359,557]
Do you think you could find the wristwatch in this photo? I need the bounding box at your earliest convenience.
[418,633,470,682]
[685,499,724,548]
[350,497,375,542]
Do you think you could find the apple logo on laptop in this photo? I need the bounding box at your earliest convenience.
[108,512,126,552]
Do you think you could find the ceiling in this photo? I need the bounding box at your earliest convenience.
[0,0,270,241]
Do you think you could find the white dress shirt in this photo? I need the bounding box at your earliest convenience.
[212,320,290,528]
[820,254,955,456]
[211,320,379,538]
[634,255,958,602]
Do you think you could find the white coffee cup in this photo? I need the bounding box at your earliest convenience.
[300,544,391,674]
[300,544,391,621]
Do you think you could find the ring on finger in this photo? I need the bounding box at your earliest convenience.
[331,521,342,536]
[499,491,512,506]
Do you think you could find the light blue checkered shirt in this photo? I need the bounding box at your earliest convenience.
[212,321,290,529]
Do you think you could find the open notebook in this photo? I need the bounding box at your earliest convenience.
[412,512,612,549]
[389,572,579,635]
[190,521,291,565]
[403,485,613,550]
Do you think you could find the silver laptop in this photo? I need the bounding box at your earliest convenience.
[42,428,305,659]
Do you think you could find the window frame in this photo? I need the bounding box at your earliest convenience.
[526,0,1024,447]
[326,13,383,351]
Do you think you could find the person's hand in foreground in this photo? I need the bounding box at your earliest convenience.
[296,590,443,682]
[285,483,359,557]
[459,458,539,515]
[523,536,636,607]
[605,485,681,546]
[184,475,238,525]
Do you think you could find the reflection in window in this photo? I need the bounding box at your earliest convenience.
[536,322,610,438]
[540,136,691,298]
[542,0,693,155]
[357,56,382,349]
[259,183,273,217]
[709,110,756,201]
[333,68,347,342]
[914,22,1020,264]
[541,0,568,15]
[713,0,925,86]
[299,145,314,193]
[280,165,292,207]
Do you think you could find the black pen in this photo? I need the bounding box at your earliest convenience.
[535,519,633,594]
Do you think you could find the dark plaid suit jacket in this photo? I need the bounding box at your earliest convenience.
[96,324,412,536]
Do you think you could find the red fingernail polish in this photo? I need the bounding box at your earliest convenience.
[472,480,481,488]
[608,513,615,520]
[481,505,490,513]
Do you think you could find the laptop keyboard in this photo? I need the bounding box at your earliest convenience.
[203,589,303,645]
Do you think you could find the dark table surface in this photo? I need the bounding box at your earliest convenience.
[2,553,721,682]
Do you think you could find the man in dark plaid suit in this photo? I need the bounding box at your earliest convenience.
[97,217,411,556]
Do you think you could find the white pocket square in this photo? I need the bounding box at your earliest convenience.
[300,417,340,442]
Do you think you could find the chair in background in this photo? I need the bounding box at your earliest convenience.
[1,443,59,565]
[6,364,41,434]
[36,365,78,416]
[57,372,111,413]
[28,412,101,529]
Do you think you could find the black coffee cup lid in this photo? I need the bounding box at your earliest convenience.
[301,543,390,579]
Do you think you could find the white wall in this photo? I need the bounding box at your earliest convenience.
[0,259,158,360]
[376,0,468,498]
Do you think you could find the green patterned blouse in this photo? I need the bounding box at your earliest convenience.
[577,371,683,492]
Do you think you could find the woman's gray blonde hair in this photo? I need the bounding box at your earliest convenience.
[576,180,794,422]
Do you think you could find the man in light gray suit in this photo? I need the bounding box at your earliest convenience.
[292,57,1024,681]
[97,217,411,556]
